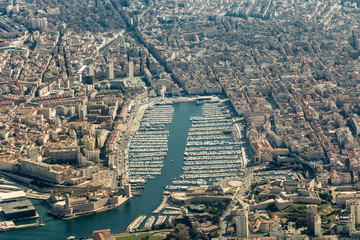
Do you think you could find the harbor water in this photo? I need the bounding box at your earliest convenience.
[0,102,202,240]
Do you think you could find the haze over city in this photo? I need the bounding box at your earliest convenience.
[0,0,360,239]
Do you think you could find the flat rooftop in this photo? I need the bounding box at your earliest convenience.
[0,190,26,202]
[0,199,36,215]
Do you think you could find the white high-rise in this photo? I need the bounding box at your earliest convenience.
[107,62,114,80]
[314,214,322,236]
[236,209,249,239]
[349,200,360,225]
[37,17,47,29]
[307,204,317,235]
[128,61,134,78]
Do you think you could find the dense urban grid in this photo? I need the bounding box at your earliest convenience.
[1,0,360,239]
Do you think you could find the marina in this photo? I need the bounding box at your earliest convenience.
[0,101,249,240]
[154,215,167,226]
[143,216,156,229]
[176,102,245,184]
[127,104,174,190]
[126,215,146,232]
[126,100,248,196]
[123,100,249,231]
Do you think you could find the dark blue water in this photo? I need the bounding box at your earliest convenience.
[0,102,202,240]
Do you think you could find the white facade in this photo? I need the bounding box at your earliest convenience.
[236,210,249,239]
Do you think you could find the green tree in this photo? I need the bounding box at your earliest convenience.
[175,223,189,240]
[319,191,333,202]
[141,235,149,240]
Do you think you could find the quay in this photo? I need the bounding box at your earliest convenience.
[126,215,146,232]
[153,195,169,214]
[0,221,45,232]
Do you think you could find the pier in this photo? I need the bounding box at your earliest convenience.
[176,102,245,184]
[127,104,174,191]
[144,216,156,229]
[126,215,146,232]
[153,195,169,214]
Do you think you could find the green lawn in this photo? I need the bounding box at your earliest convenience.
[226,187,237,194]
[270,203,307,216]
[260,162,308,175]
[318,203,339,230]
[270,203,339,229]
[269,203,307,227]
[115,233,165,240]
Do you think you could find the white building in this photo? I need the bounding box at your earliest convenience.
[314,214,322,236]
[349,200,360,226]
[236,210,249,239]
